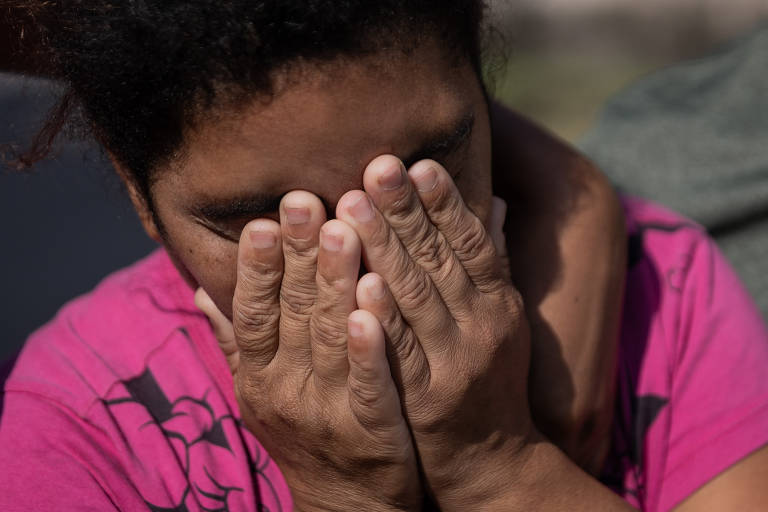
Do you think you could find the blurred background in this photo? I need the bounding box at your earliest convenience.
[2,1,768,360]
[489,0,768,141]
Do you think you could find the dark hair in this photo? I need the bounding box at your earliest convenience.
[15,1,487,204]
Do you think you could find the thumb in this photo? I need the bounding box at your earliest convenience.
[194,287,239,374]
[487,196,512,281]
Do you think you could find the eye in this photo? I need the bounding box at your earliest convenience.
[197,214,278,244]
[438,152,468,182]
[204,222,243,243]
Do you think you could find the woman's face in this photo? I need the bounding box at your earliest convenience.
[144,40,493,319]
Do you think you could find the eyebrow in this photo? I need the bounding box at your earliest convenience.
[401,111,475,168]
[191,111,475,227]
[193,194,284,224]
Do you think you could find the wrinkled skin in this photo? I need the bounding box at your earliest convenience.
[1,10,624,474]
[117,40,629,509]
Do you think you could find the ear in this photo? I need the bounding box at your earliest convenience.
[108,155,163,244]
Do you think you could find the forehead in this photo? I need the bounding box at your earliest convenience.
[169,43,482,204]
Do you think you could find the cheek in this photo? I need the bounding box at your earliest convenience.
[457,144,492,224]
[164,224,239,319]
[196,246,239,320]
[458,173,492,226]
[460,112,493,225]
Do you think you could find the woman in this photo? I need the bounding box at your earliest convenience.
[1,1,767,510]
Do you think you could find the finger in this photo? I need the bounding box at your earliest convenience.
[355,273,430,394]
[277,191,326,360]
[233,219,283,372]
[310,220,361,386]
[336,190,458,353]
[487,196,512,282]
[362,155,477,314]
[409,160,503,292]
[346,309,405,430]
[195,287,239,374]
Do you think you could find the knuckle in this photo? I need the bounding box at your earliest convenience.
[234,300,279,337]
[368,213,397,249]
[394,332,432,389]
[310,312,347,346]
[238,265,283,292]
[348,375,384,410]
[348,385,401,435]
[280,282,316,316]
[411,231,452,273]
[453,216,490,260]
[317,271,355,295]
[379,301,403,333]
[394,215,426,246]
[284,240,318,262]
[383,187,419,219]
[387,321,418,366]
[396,331,419,365]
[394,269,434,312]
[429,178,461,218]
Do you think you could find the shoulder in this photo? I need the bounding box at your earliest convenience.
[4,249,206,415]
[621,196,766,362]
[0,250,288,511]
[609,196,768,511]
[623,195,704,272]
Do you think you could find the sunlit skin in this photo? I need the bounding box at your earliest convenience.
[115,32,768,510]
[3,7,767,509]
[108,33,627,474]
[119,36,638,510]
[145,43,491,317]
[133,41,506,510]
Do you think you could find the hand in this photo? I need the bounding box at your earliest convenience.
[490,102,626,473]
[335,155,535,508]
[197,191,421,511]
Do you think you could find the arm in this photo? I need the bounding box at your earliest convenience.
[468,435,635,511]
[490,101,627,473]
[448,441,768,511]
[336,155,633,511]
[2,7,624,474]
[675,445,768,511]
[342,152,768,511]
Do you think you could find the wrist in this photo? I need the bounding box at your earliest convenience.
[437,432,633,512]
[294,493,420,512]
[289,476,422,512]
[425,426,538,511]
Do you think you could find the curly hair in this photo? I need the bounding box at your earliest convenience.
[13,1,487,204]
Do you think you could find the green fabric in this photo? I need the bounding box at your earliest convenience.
[580,25,768,318]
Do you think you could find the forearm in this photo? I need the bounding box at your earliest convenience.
[527,170,626,473]
[442,432,635,512]
[489,441,633,511]
[490,100,626,473]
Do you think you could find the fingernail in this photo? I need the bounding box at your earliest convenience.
[349,194,375,222]
[413,167,438,193]
[285,206,310,225]
[250,229,276,249]
[321,230,344,252]
[348,318,364,338]
[378,164,404,191]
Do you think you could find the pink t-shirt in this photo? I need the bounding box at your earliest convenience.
[1,197,767,511]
